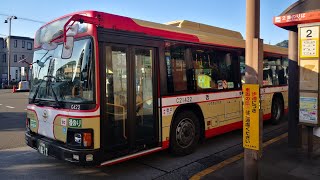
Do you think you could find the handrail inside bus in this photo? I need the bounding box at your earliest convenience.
[106,103,127,139]
[106,97,153,139]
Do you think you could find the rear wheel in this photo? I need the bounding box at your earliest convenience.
[271,97,283,124]
[170,111,200,156]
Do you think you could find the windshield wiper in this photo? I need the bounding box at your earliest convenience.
[41,75,62,109]
[31,79,45,104]
[48,79,62,109]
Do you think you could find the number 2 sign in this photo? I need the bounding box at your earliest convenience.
[300,26,319,58]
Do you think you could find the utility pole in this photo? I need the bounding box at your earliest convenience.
[288,30,301,148]
[4,16,17,86]
[244,0,263,179]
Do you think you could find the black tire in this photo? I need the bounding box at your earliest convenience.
[170,111,200,156]
[270,97,284,124]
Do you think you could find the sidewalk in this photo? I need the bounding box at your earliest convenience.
[199,129,320,180]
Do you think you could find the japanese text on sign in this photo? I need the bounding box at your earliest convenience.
[242,84,260,151]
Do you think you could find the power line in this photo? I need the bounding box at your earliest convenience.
[0,13,45,24]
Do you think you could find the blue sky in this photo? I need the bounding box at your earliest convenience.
[0,0,297,44]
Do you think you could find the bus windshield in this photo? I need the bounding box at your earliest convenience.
[29,38,95,104]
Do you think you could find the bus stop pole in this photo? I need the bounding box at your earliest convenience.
[288,30,302,148]
[244,0,263,179]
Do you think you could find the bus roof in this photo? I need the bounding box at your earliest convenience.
[41,10,288,56]
[129,17,287,55]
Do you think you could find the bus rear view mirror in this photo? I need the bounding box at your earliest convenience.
[41,42,58,50]
[61,36,74,59]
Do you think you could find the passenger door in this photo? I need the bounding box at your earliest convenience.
[99,34,160,156]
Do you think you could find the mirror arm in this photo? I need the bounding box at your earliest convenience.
[63,14,101,45]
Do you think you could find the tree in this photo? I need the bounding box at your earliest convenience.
[275,40,288,48]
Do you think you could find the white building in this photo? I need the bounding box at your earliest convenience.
[0,36,34,83]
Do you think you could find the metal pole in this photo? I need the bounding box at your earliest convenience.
[244,0,263,179]
[307,126,313,158]
[288,30,301,148]
[7,18,11,86]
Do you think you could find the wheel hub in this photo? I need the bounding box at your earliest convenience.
[176,118,195,148]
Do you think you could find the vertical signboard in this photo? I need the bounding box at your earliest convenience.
[242,84,260,150]
[298,24,320,126]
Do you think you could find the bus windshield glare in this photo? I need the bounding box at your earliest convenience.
[29,38,95,104]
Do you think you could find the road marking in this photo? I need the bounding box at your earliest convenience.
[5,106,15,109]
[190,133,288,180]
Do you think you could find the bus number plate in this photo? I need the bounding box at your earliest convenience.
[38,142,48,156]
[71,104,80,110]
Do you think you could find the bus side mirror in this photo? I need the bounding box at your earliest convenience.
[61,24,79,59]
[61,36,74,59]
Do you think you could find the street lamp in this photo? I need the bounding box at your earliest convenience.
[4,16,17,86]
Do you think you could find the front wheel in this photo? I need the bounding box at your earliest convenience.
[170,111,200,156]
[271,97,283,124]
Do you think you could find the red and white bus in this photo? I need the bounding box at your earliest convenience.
[26,11,288,166]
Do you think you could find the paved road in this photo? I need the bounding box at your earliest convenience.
[0,89,288,179]
[0,89,28,150]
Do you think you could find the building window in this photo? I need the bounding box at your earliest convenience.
[2,54,6,63]
[22,55,25,60]
[27,42,32,50]
[3,40,6,49]
[14,40,17,48]
[14,54,17,62]
[22,41,25,48]
[15,69,18,80]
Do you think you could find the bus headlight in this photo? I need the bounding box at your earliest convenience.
[74,133,82,144]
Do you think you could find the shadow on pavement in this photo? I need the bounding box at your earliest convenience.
[0,112,26,131]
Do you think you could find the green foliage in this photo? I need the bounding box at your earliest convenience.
[275,40,288,48]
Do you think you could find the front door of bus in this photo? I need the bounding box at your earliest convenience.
[102,44,158,154]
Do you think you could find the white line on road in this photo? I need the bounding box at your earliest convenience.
[5,106,15,109]
[0,104,2,105]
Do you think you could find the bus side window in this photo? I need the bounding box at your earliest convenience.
[191,47,219,90]
[191,46,238,91]
[165,44,188,94]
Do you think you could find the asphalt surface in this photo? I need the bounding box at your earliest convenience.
[0,89,28,150]
[0,89,289,179]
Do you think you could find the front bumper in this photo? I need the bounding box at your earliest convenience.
[25,131,101,166]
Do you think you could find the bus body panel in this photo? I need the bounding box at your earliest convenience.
[27,105,101,149]
[160,85,288,149]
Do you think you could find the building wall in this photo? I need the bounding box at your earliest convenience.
[0,36,34,83]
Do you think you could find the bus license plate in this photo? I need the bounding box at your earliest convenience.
[38,142,48,156]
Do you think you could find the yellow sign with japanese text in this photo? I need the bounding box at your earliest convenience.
[300,26,319,58]
[242,84,260,150]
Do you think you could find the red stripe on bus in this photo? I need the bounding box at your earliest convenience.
[99,148,163,166]
[55,114,100,119]
[263,113,272,120]
[205,121,243,138]
[162,140,170,149]
[27,104,100,113]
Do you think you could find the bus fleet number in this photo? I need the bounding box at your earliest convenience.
[176,97,193,104]
[71,104,80,110]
